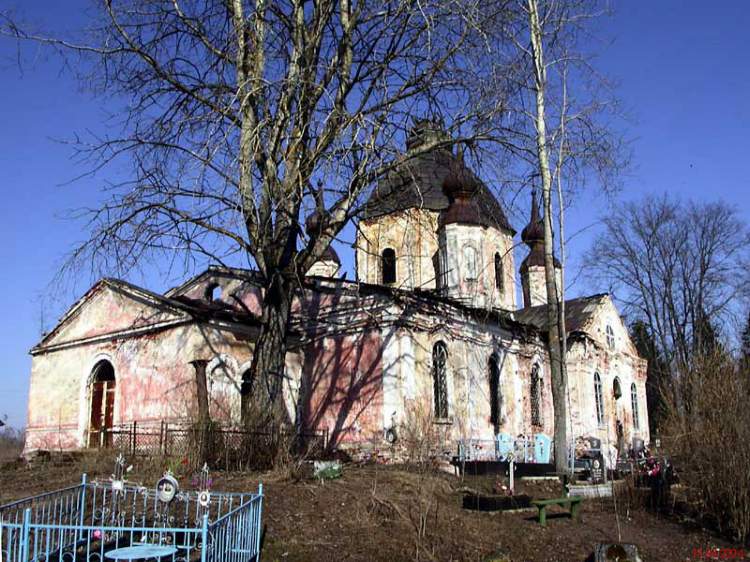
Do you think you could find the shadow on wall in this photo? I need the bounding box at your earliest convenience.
[298,288,410,451]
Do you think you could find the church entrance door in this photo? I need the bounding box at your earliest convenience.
[88,360,116,447]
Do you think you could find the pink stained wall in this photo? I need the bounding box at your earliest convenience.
[25,319,259,453]
[301,330,385,448]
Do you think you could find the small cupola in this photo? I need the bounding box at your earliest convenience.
[435,152,512,309]
[405,118,451,152]
[305,213,341,278]
[520,190,561,308]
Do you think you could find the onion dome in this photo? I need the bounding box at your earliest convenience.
[521,189,545,245]
[305,213,341,265]
[520,190,560,271]
[438,152,496,229]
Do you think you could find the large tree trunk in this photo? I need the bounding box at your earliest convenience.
[191,359,210,424]
[243,272,294,430]
[190,359,211,465]
[528,0,569,475]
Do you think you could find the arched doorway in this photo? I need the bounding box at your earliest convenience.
[88,360,116,448]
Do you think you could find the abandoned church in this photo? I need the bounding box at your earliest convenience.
[23,128,649,467]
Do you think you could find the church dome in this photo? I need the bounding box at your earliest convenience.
[360,124,514,234]
[438,154,493,229]
[520,190,560,272]
[305,213,341,265]
[521,190,545,244]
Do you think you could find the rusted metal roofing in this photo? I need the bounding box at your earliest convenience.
[514,294,609,335]
[361,148,515,234]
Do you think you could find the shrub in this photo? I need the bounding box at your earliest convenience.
[661,351,750,542]
[0,424,24,463]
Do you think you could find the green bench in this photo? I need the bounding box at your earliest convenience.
[531,496,583,527]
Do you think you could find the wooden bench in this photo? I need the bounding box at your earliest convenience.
[531,496,583,527]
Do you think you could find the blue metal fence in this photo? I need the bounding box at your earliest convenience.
[0,474,263,561]
[457,433,553,463]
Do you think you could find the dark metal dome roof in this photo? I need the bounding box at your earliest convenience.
[520,190,560,271]
[305,213,341,264]
[362,146,514,234]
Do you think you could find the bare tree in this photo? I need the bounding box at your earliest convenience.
[497,0,625,473]
[589,194,750,377]
[3,0,516,428]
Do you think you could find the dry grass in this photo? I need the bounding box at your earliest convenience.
[1,458,742,561]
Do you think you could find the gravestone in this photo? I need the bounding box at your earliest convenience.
[589,454,606,484]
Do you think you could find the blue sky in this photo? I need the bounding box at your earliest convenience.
[1,2,749,429]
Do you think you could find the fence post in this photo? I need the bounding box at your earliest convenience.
[255,483,263,558]
[132,421,137,455]
[20,508,31,561]
[159,420,165,456]
[200,513,209,562]
[79,473,88,526]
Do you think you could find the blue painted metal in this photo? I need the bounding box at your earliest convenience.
[458,434,554,463]
[533,434,551,463]
[0,477,263,561]
[495,433,514,460]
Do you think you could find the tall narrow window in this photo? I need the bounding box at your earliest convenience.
[381,248,396,284]
[594,372,605,426]
[606,325,615,349]
[631,383,640,430]
[489,354,502,429]
[530,363,542,426]
[463,245,478,281]
[432,342,449,419]
[494,252,504,293]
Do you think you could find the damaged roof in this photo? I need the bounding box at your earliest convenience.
[514,294,609,335]
[361,149,515,234]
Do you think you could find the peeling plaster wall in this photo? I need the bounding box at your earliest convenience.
[356,209,440,289]
[300,329,385,447]
[26,317,302,454]
[521,264,562,308]
[307,259,340,278]
[565,298,649,463]
[386,311,553,446]
[26,270,648,461]
[438,223,516,310]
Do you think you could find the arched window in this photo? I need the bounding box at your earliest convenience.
[594,372,604,426]
[494,252,504,293]
[613,377,622,400]
[463,245,478,281]
[381,248,397,284]
[631,383,640,430]
[606,325,615,350]
[530,363,542,426]
[432,342,449,419]
[488,354,502,429]
[204,283,221,302]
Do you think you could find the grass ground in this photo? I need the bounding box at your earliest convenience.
[0,455,741,561]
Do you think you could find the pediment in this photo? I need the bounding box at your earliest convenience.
[36,280,189,350]
[587,296,640,357]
